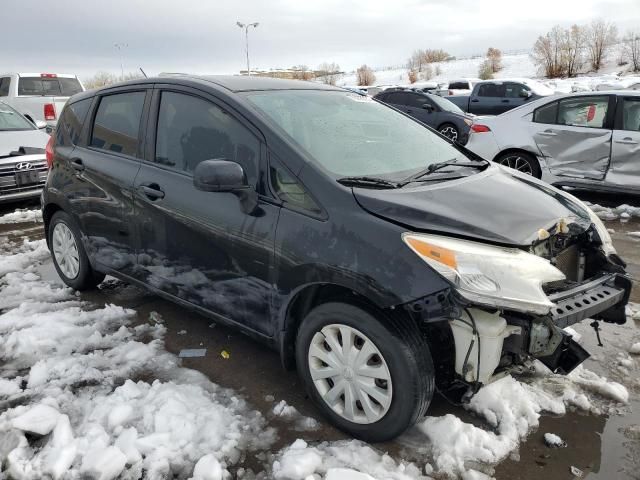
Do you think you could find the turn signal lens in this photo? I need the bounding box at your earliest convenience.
[470,124,491,133]
[404,237,457,269]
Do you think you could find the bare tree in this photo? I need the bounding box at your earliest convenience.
[586,20,617,71]
[407,49,427,73]
[84,71,117,90]
[291,65,313,80]
[356,65,376,86]
[407,70,418,84]
[563,24,585,77]
[532,26,566,78]
[486,47,503,73]
[423,49,449,63]
[419,63,434,81]
[624,31,640,71]
[478,59,493,80]
[317,62,341,85]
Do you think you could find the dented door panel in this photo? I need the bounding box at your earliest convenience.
[533,126,611,180]
[607,97,640,189]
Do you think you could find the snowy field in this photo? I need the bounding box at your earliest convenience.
[338,46,640,95]
[0,208,639,479]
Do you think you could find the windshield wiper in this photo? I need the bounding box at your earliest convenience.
[336,176,399,189]
[399,159,487,187]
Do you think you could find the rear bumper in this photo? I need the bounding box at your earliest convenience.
[548,273,631,328]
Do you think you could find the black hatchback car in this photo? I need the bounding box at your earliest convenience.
[374,88,474,144]
[42,76,630,442]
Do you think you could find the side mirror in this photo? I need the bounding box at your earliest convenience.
[35,120,48,129]
[422,103,434,112]
[520,90,533,98]
[193,159,248,192]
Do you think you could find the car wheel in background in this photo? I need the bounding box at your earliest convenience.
[296,301,434,442]
[495,151,541,178]
[49,211,105,290]
[439,123,459,142]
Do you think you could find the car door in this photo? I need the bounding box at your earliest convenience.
[403,93,439,127]
[69,88,150,274]
[607,96,640,189]
[472,83,506,115]
[132,86,278,336]
[502,82,530,112]
[530,95,614,180]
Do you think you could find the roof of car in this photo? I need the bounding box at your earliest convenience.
[162,74,342,93]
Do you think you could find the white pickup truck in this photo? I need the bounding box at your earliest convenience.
[0,73,84,130]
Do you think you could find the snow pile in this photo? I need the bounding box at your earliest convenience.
[0,207,42,224]
[543,433,566,448]
[0,239,274,479]
[272,439,428,480]
[629,343,640,355]
[584,202,640,221]
[271,400,320,431]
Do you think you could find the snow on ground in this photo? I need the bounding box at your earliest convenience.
[0,208,42,225]
[270,400,320,432]
[584,202,640,221]
[0,238,275,479]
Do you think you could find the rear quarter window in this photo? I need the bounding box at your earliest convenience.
[56,98,93,146]
[533,101,559,124]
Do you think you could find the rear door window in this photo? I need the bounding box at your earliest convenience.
[154,91,260,186]
[405,93,429,108]
[0,77,10,97]
[90,92,145,157]
[620,97,640,131]
[384,92,409,105]
[477,83,506,97]
[18,77,82,96]
[557,96,609,128]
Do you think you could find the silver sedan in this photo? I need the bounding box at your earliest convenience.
[465,91,640,194]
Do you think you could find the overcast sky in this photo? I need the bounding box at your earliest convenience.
[4,0,640,80]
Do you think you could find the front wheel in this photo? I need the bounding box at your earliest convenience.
[296,302,434,442]
[49,211,105,290]
[495,151,541,178]
[439,123,459,142]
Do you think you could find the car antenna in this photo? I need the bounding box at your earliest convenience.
[139,67,148,78]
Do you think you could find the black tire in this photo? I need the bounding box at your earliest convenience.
[296,302,434,442]
[438,123,459,142]
[495,151,541,178]
[48,211,105,290]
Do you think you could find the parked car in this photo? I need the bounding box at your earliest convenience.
[375,88,473,143]
[465,91,640,194]
[0,73,84,129]
[445,78,482,96]
[42,76,630,442]
[447,78,555,115]
[0,101,50,204]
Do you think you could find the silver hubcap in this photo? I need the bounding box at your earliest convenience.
[52,222,80,279]
[440,126,458,141]
[308,324,393,424]
[498,155,533,175]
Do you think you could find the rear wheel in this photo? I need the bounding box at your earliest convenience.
[439,123,459,142]
[49,211,105,290]
[296,302,434,442]
[495,151,541,178]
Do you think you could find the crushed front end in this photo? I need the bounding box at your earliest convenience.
[402,208,631,398]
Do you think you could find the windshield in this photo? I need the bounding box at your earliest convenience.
[18,77,83,96]
[428,94,465,114]
[245,90,470,180]
[0,104,35,131]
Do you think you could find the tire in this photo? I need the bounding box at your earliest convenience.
[495,151,541,178]
[296,302,434,442]
[439,123,459,142]
[48,211,105,290]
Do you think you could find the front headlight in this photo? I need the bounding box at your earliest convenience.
[403,233,565,315]
[587,208,616,256]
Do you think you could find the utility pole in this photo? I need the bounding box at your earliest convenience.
[236,22,259,75]
[114,42,128,80]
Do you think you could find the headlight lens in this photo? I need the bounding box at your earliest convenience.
[403,233,565,314]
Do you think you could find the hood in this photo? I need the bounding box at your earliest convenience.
[0,129,49,157]
[353,166,591,246]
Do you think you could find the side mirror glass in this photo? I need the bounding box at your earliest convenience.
[193,159,248,192]
[35,120,47,129]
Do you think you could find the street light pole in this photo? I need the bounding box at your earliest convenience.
[236,22,259,75]
[114,42,128,80]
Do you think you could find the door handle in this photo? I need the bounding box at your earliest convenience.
[406,109,413,113]
[501,99,509,103]
[138,183,165,200]
[471,99,479,103]
[615,137,639,145]
[70,158,84,171]
[539,130,557,137]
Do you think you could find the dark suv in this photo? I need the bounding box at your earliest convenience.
[374,89,474,144]
[42,76,631,442]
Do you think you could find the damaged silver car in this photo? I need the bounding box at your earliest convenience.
[466,91,640,194]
